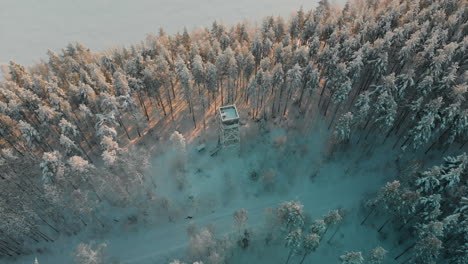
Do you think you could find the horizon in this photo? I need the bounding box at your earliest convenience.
[0,0,345,67]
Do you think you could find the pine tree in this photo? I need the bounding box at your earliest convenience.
[298,232,320,264]
[340,251,364,264]
[18,120,45,151]
[277,201,305,232]
[283,64,302,116]
[284,228,302,264]
[322,210,343,240]
[334,112,354,143]
[402,97,443,151]
[175,59,197,127]
[368,247,387,264]
[73,242,107,264]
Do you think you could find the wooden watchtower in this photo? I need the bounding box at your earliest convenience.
[218,104,240,149]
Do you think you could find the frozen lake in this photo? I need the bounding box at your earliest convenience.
[0,0,344,67]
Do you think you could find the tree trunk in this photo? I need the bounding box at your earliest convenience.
[327,225,341,244]
[361,206,376,225]
[298,82,307,109]
[317,80,327,107]
[285,248,293,264]
[117,117,131,140]
[283,89,293,117]
[190,102,197,128]
[156,94,167,116]
[320,226,329,242]
[0,131,24,156]
[377,218,391,233]
[460,139,468,149]
[170,80,176,98]
[328,103,341,130]
[395,242,416,260]
[78,143,94,164]
[138,92,150,121]
[166,87,175,121]
[220,79,224,106]
[323,93,334,116]
[277,82,285,114]
[299,253,308,264]
[202,98,206,130]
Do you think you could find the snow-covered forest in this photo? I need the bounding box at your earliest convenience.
[0,0,467,263]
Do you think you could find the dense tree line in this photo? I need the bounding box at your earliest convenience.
[0,0,466,260]
[364,152,467,264]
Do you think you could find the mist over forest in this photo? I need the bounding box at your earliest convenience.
[0,0,467,263]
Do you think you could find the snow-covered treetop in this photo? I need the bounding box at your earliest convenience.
[340,251,364,264]
[170,131,187,153]
[68,156,92,172]
[59,118,78,138]
[334,112,354,142]
[323,209,343,226]
[368,247,387,264]
[40,151,63,184]
[277,200,305,231]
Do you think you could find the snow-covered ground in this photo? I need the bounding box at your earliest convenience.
[6,119,402,264]
[0,0,345,67]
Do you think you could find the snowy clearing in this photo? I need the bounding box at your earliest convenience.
[7,120,402,264]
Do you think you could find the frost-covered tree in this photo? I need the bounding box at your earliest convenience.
[100,138,120,166]
[309,219,327,236]
[329,78,352,127]
[205,62,218,107]
[60,134,80,156]
[191,55,207,120]
[284,228,302,264]
[353,91,371,127]
[271,63,284,114]
[402,97,444,151]
[40,151,64,184]
[439,153,467,191]
[176,59,197,127]
[188,227,216,261]
[113,71,130,96]
[128,76,151,120]
[283,64,302,116]
[118,94,145,138]
[95,113,121,166]
[73,242,107,264]
[250,35,263,72]
[368,247,387,264]
[170,131,186,154]
[142,64,167,117]
[416,166,442,194]
[68,155,93,173]
[413,236,443,264]
[169,261,203,264]
[334,112,353,143]
[373,90,397,133]
[233,209,248,233]
[0,1,467,258]
[17,120,44,151]
[322,210,343,240]
[375,180,402,229]
[277,200,305,232]
[340,251,364,264]
[298,232,320,264]
[59,118,78,138]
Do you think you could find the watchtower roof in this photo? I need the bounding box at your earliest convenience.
[219,104,239,123]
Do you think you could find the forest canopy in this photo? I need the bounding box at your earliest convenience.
[0,0,467,263]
